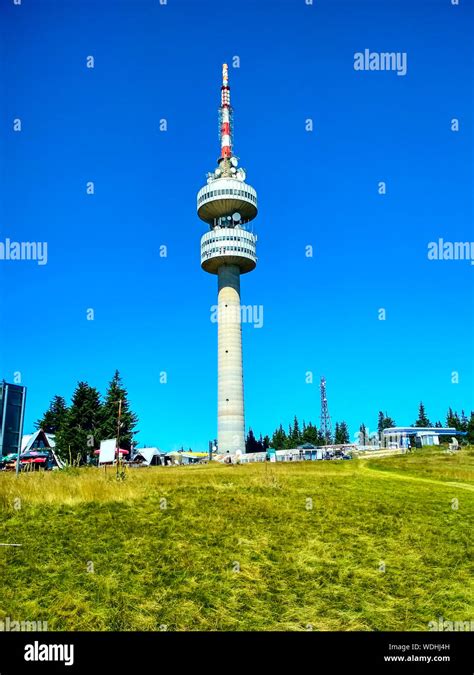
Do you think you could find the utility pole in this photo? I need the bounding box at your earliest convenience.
[116,397,123,480]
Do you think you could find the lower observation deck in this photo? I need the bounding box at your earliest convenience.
[201,227,257,274]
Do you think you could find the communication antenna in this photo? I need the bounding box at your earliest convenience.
[320,376,332,445]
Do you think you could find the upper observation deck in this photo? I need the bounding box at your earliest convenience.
[197,177,258,224]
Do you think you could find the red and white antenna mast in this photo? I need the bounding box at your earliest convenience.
[219,63,233,160]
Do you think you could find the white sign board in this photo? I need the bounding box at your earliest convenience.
[99,438,116,464]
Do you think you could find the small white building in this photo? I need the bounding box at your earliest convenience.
[382,427,465,449]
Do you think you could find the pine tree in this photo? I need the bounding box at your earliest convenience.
[334,421,349,444]
[319,425,332,445]
[377,411,385,433]
[446,407,457,428]
[460,410,469,432]
[245,428,260,453]
[359,423,367,444]
[289,415,302,447]
[378,411,396,432]
[55,382,102,463]
[302,422,319,446]
[35,395,68,434]
[262,435,270,451]
[467,412,474,445]
[99,371,138,451]
[414,402,431,427]
[316,427,327,445]
[271,424,287,450]
[339,421,350,444]
[384,415,396,428]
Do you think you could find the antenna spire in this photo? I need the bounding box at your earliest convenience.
[219,63,232,159]
[320,376,332,445]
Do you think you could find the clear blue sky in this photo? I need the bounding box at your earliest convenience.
[1,0,472,450]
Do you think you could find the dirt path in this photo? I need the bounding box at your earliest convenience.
[359,463,474,493]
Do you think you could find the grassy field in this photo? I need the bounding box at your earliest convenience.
[0,447,472,631]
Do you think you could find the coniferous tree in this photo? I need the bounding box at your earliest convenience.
[467,412,474,445]
[262,435,270,451]
[414,401,431,427]
[377,411,396,432]
[245,428,261,453]
[271,424,287,450]
[338,421,350,444]
[316,427,327,445]
[377,411,385,434]
[302,422,319,446]
[446,407,458,428]
[359,423,367,444]
[55,382,102,463]
[320,426,333,445]
[36,395,68,434]
[99,370,138,451]
[334,422,340,444]
[460,410,469,432]
[289,415,302,448]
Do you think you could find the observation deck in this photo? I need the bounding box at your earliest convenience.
[197,178,258,224]
[200,227,257,274]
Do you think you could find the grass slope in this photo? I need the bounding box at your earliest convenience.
[0,447,472,631]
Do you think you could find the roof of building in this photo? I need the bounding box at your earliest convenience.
[133,448,162,464]
[383,427,466,436]
[20,430,63,468]
[21,429,56,452]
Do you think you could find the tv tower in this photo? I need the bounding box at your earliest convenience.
[320,376,332,444]
[197,64,258,454]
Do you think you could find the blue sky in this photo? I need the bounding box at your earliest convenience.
[1,0,472,450]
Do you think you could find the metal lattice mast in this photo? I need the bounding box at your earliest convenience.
[320,376,332,444]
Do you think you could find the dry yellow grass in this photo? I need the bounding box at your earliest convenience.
[0,448,472,631]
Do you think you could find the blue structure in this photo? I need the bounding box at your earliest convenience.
[0,381,27,458]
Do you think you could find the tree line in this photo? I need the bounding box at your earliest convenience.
[247,402,474,452]
[246,416,351,452]
[37,384,474,459]
[36,370,138,464]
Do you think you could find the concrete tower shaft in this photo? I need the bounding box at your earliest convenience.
[198,64,258,455]
[217,265,245,453]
